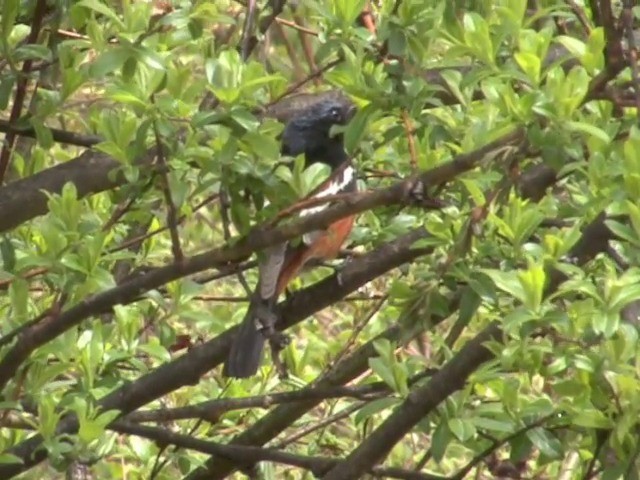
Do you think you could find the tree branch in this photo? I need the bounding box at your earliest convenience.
[320,214,617,480]
[0,128,523,393]
[110,421,447,480]
[0,226,434,478]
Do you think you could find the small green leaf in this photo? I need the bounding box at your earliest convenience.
[0,236,16,273]
[354,397,399,425]
[89,47,131,78]
[75,0,125,28]
[514,51,541,84]
[369,357,397,392]
[448,418,476,441]
[482,269,526,304]
[565,121,611,143]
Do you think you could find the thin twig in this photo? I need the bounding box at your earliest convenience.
[101,177,156,232]
[151,96,183,263]
[125,383,389,423]
[266,58,343,108]
[107,193,219,254]
[275,17,318,36]
[219,189,252,295]
[621,0,640,126]
[274,21,306,81]
[328,294,389,370]
[401,110,419,171]
[270,191,360,224]
[0,0,49,184]
[452,414,558,479]
[272,402,366,448]
[240,0,259,61]
[565,0,592,35]
[293,13,320,85]
[110,421,445,480]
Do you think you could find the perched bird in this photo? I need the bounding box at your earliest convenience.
[223,94,358,378]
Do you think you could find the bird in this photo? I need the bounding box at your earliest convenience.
[223,94,358,378]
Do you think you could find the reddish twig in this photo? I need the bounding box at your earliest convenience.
[565,0,592,35]
[0,0,49,184]
[275,17,319,36]
[275,21,306,81]
[0,267,48,291]
[266,58,343,108]
[293,13,320,85]
[400,110,419,171]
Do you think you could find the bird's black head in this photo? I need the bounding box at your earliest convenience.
[281,96,356,169]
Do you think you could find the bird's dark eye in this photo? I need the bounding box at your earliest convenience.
[329,106,342,121]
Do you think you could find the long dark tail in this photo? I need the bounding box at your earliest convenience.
[223,304,266,378]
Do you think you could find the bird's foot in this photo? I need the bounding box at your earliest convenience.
[405,179,445,210]
[254,301,291,379]
[269,332,291,380]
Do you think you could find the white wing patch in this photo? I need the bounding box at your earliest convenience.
[300,165,355,245]
[300,165,355,217]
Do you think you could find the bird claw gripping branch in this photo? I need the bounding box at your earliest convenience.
[223,93,358,378]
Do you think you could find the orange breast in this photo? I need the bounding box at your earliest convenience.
[275,215,356,295]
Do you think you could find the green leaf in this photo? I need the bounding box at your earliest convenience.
[527,427,563,459]
[89,47,132,78]
[572,408,612,429]
[13,44,52,62]
[565,121,611,143]
[133,46,165,71]
[448,418,476,441]
[332,0,367,26]
[592,310,619,338]
[430,420,451,462]
[555,35,585,59]
[517,262,545,311]
[344,103,373,154]
[0,236,16,273]
[369,357,398,392]
[75,0,125,29]
[470,416,514,433]
[514,51,541,84]
[482,269,526,304]
[463,12,494,65]
[354,397,400,425]
[0,75,15,110]
[1,0,18,40]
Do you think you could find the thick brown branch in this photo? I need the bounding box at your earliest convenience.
[0,129,523,393]
[0,227,433,478]
[321,322,502,480]
[110,421,447,480]
[321,214,616,480]
[124,382,390,422]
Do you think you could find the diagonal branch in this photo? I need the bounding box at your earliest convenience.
[320,214,617,480]
[0,226,434,478]
[0,128,524,394]
[110,420,447,480]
